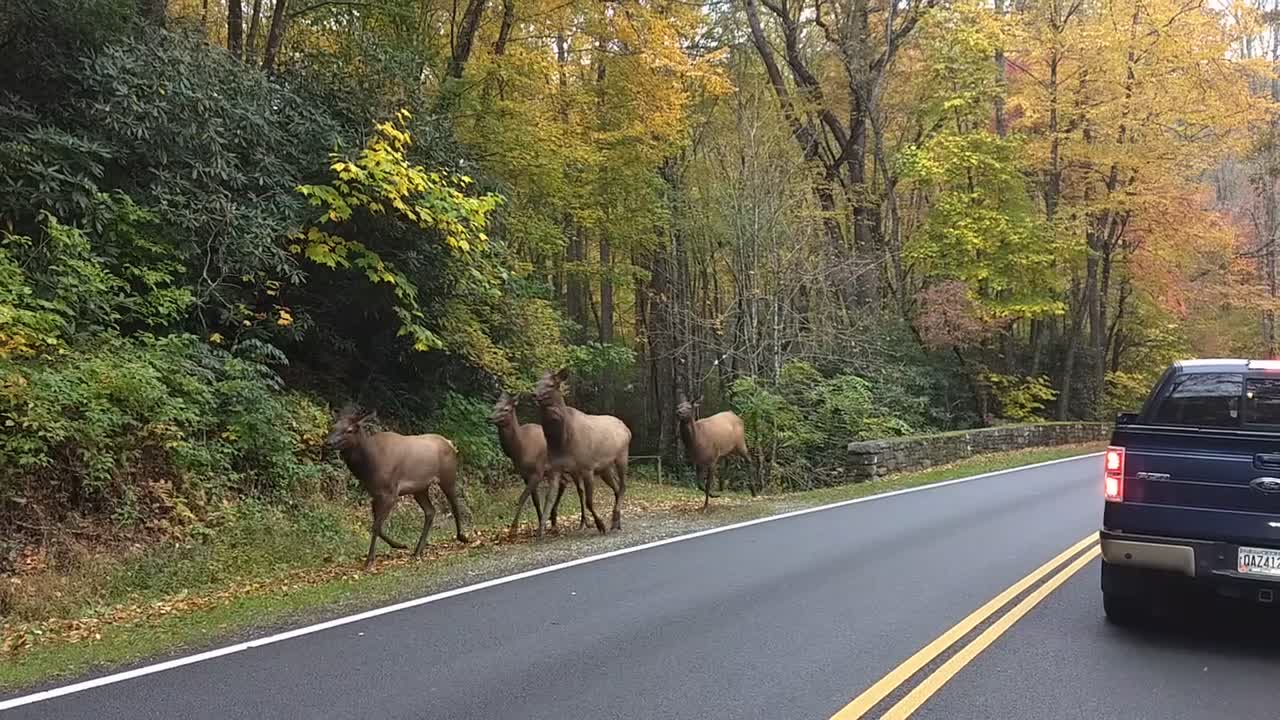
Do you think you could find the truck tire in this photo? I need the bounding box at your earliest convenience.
[1102,589,1145,626]
[1101,561,1147,626]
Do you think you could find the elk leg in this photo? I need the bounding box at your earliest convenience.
[366,496,395,571]
[377,498,409,550]
[573,475,587,530]
[412,491,436,558]
[508,478,537,539]
[597,469,618,495]
[609,460,626,531]
[379,532,409,550]
[440,477,470,543]
[531,474,547,537]
[738,447,757,497]
[701,466,720,504]
[580,472,607,534]
[548,479,566,529]
[597,470,620,531]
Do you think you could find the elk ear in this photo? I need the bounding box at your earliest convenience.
[497,391,511,405]
[676,390,688,404]
[359,410,378,425]
[553,367,570,383]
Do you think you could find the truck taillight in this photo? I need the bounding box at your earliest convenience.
[1104,446,1124,502]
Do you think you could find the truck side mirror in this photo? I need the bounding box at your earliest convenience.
[1115,412,1138,426]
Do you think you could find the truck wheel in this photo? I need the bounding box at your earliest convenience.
[1103,590,1145,626]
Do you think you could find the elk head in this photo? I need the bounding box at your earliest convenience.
[327,404,376,450]
[489,392,518,425]
[535,368,569,411]
[675,390,702,421]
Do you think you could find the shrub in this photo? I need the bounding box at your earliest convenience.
[0,334,338,535]
[984,373,1058,422]
[1103,371,1155,419]
[730,361,930,490]
[430,392,507,487]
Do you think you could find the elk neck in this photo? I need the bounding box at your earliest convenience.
[677,414,698,456]
[339,433,378,490]
[539,405,571,453]
[495,416,523,459]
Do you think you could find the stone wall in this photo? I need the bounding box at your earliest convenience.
[846,422,1109,482]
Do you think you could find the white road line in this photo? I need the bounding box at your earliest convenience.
[0,452,1102,711]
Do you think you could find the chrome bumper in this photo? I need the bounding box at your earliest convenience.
[1100,537,1196,577]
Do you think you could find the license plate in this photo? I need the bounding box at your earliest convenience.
[1238,546,1280,576]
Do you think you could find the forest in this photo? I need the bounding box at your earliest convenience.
[1,0,1278,558]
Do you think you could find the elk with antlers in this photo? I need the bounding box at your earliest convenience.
[326,405,469,570]
[676,391,752,510]
[534,368,631,533]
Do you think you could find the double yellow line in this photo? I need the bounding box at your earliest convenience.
[831,532,1101,719]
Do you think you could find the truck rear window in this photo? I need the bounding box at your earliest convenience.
[1246,377,1280,425]
[1150,373,1241,427]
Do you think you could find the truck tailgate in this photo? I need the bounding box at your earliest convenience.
[1106,426,1280,547]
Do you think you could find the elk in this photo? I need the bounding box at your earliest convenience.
[534,368,631,533]
[676,391,751,510]
[490,392,584,537]
[326,405,469,570]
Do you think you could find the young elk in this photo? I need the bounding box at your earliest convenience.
[535,368,631,534]
[676,391,751,510]
[490,392,583,537]
[326,405,469,570]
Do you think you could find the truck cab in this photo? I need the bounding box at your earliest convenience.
[1102,359,1280,623]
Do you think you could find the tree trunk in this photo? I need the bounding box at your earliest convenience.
[742,0,849,270]
[565,233,589,338]
[493,0,515,55]
[1268,232,1278,358]
[1045,53,1062,222]
[1057,286,1088,420]
[993,0,1008,137]
[1084,230,1104,419]
[261,0,289,74]
[447,0,488,79]
[227,0,244,60]
[1029,318,1045,376]
[593,38,612,345]
[650,163,684,460]
[245,0,265,60]
[599,237,614,344]
[848,114,878,301]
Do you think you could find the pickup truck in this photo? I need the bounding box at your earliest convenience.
[1102,358,1280,624]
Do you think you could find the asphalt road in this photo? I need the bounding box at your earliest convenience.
[6,454,1277,719]
[914,546,1280,720]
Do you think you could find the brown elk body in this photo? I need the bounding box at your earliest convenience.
[535,369,631,533]
[326,406,469,570]
[490,393,584,537]
[676,392,751,509]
